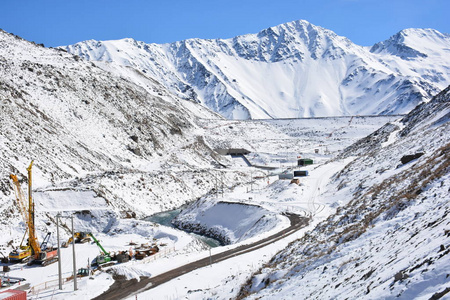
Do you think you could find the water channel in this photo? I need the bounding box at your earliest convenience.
[145,208,222,248]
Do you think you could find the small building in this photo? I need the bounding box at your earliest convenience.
[298,158,313,166]
[278,173,294,180]
[215,148,251,155]
[294,170,309,177]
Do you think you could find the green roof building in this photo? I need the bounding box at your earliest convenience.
[298,158,313,166]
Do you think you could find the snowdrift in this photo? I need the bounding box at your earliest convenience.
[173,201,281,245]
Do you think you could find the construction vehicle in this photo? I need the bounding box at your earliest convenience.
[61,232,92,248]
[0,251,9,264]
[8,173,32,263]
[77,268,90,277]
[9,161,58,266]
[89,233,112,266]
[32,232,58,266]
[7,247,31,263]
[67,268,91,280]
[26,162,58,266]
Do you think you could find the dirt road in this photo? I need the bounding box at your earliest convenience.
[93,213,309,300]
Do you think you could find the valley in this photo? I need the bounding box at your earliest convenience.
[0,21,449,300]
[0,115,403,299]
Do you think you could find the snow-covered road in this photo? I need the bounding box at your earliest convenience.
[93,214,309,300]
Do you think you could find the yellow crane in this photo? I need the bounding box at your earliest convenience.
[9,161,58,265]
[26,161,41,255]
[8,172,32,262]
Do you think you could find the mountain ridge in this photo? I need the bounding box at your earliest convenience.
[370,27,450,58]
[63,19,450,119]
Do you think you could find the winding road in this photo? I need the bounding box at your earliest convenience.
[93,213,309,300]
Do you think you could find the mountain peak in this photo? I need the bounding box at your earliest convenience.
[370,28,450,59]
[258,19,340,42]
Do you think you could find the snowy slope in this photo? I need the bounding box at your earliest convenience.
[63,20,450,119]
[1,27,449,300]
[163,114,400,247]
[0,29,239,295]
[0,28,237,251]
[238,86,450,299]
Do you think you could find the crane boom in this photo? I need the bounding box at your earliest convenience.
[89,233,109,255]
[9,174,32,262]
[9,174,28,231]
[88,232,112,265]
[26,160,41,255]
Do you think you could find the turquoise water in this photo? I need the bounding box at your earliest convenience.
[190,232,221,248]
[146,209,182,227]
[145,209,221,248]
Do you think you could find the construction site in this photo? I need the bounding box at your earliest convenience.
[0,161,165,296]
[0,150,318,297]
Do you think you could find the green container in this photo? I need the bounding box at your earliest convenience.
[298,158,313,166]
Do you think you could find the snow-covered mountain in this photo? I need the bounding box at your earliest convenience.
[0,28,230,230]
[1,27,449,300]
[63,20,450,119]
[238,86,450,299]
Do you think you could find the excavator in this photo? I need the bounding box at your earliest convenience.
[61,232,92,248]
[89,233,112,266]
[8,161,58,266]
[63,232,130,265]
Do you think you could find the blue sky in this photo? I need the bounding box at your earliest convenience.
[1,0,448,47]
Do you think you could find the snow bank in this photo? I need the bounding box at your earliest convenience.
[173,201,280,245]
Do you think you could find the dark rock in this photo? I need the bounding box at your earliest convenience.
[400,152,424,164]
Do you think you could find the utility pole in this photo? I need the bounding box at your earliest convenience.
[221,172,224,198]
[250,170,253,192]
[71,215,77,291]
[56,214,77,291]
[209,247,212,267]
[56,214,62,290]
